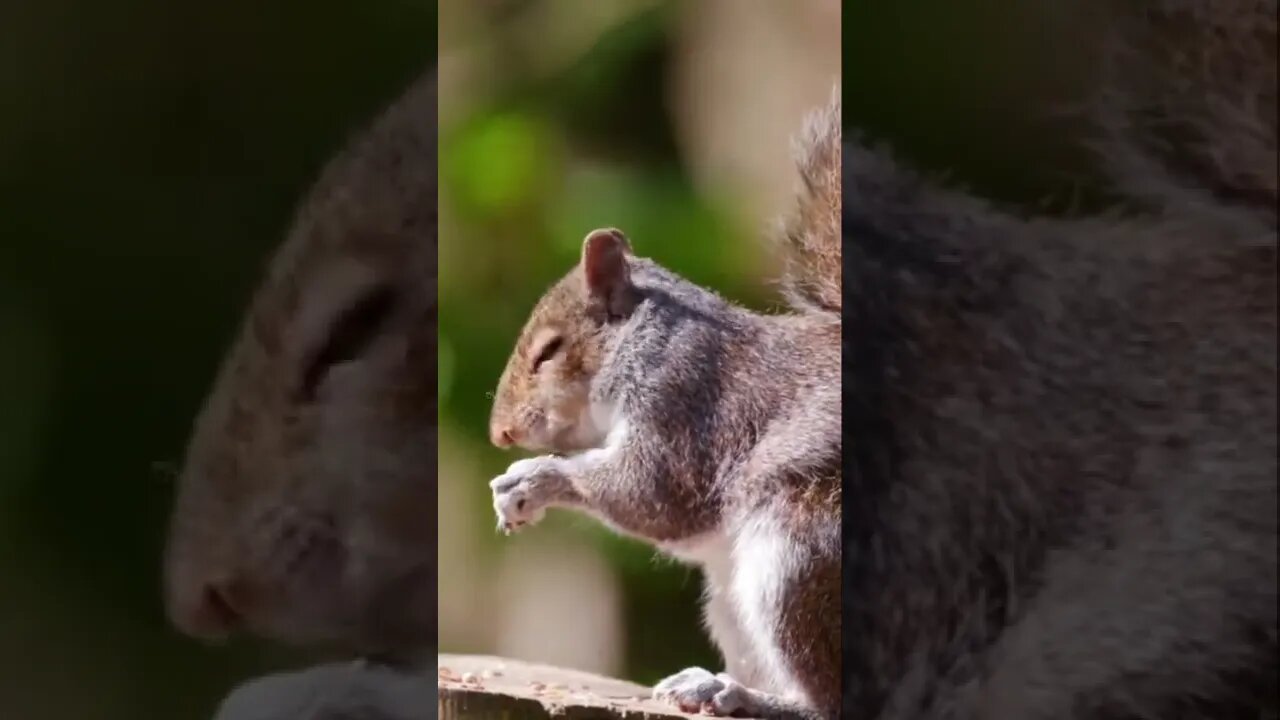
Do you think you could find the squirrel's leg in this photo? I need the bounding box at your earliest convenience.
[489,416,639,533]
[702,580,768,690]
[489,455,585,533]
[654,602,824,720]
[653,509,838,720]
[491,417,715,541]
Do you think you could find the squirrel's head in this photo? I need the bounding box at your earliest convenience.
[162,72,439,659]
[164,232,438,658]
[489,228,638,453]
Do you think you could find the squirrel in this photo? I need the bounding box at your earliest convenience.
[162,67,440,675]
[485,92,842,719]
[838,1,1276,718]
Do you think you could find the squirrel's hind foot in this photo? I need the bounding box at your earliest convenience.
[652,667,749,716]
[653,667,827,720]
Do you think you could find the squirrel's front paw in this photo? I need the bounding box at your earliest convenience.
[652,667,750,716]
[489,456,564,534]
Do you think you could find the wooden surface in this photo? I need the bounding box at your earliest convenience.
[437,654,707,720]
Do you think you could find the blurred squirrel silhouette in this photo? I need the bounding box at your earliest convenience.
[163,71,439,719]
[839,1,1276,718]
[164,70,438,659]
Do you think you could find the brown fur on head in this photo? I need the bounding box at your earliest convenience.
[163,71,438,659]
[489,228,636,453]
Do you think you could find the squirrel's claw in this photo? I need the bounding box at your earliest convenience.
[491,456,560,534]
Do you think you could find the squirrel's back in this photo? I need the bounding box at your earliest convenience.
[1092,0,1276,228]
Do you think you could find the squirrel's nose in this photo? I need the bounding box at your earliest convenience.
[166,569,249,641]
[490,424,516,448]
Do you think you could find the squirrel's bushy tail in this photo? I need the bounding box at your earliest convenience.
[779,86,842,315]
[1092,0,1277,227]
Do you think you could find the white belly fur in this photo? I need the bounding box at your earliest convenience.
[658,519,807,702]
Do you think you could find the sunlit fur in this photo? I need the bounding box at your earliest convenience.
[490,271,613,453]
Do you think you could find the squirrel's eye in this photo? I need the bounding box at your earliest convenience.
[532,336,563,372]
[297,284,397,401]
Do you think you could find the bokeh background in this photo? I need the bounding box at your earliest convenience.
[0,2,434,718]
[436,0,839,684]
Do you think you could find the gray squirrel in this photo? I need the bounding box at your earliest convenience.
[485,95,842,718]
[838,0,1276,718]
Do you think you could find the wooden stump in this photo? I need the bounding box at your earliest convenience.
[437,654,726,720]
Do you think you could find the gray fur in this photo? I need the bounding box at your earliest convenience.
[490,255,841,719]
[839,1,1277,715]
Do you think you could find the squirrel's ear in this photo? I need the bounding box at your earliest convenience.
[581,228,637,319]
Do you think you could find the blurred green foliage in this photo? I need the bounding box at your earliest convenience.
[437,3,768,684]
[1,1,434,718]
